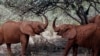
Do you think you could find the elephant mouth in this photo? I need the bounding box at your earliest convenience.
[57,33,61,36]
[35,32,41,35]
[57,31,64,36]
[36,31,43,35]
[57,33,62,37]
[57,32,66,38]
[35,29,45,35]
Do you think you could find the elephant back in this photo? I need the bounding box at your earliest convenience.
[76,23,97,43]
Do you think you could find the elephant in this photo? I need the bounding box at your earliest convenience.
[52,17,100,56]
[0,14,48,56]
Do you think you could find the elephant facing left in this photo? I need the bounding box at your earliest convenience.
[53,17,100,56]
[0,14,48,56]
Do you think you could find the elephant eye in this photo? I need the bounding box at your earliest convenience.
[64,28,68,32]
[40,28,44,31]
[38,25,44,31]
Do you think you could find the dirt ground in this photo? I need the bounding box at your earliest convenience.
[0,44,92,56]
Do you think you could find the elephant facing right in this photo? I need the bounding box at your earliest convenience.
[0,14,48,56]
[53,17,100,56]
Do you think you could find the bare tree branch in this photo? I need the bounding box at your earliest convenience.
[56,5,81,24]
[3,0,100,24]
[91,4,100,13]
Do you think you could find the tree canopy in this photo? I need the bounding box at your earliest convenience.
[1,0,100,24]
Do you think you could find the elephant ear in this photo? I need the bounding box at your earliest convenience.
[20,22,35,36]
[65,28,76,40]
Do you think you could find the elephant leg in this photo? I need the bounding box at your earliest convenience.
[63,40,74,56]
[93,49,98,56]
[6,43,13,56]
[72,44,78,56]
[20,35,29,56]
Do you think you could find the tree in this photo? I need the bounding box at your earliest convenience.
[3,0,100,24]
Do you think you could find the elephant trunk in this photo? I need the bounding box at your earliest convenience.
[42,14,48,29]
[52,17,59,32]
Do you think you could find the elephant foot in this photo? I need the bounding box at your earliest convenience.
[20,53,27,56]
[7,53,13,56]
[20,55,26,56]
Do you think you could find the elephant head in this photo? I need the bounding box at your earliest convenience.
[20,14,48,36]
[53,17,76,39]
